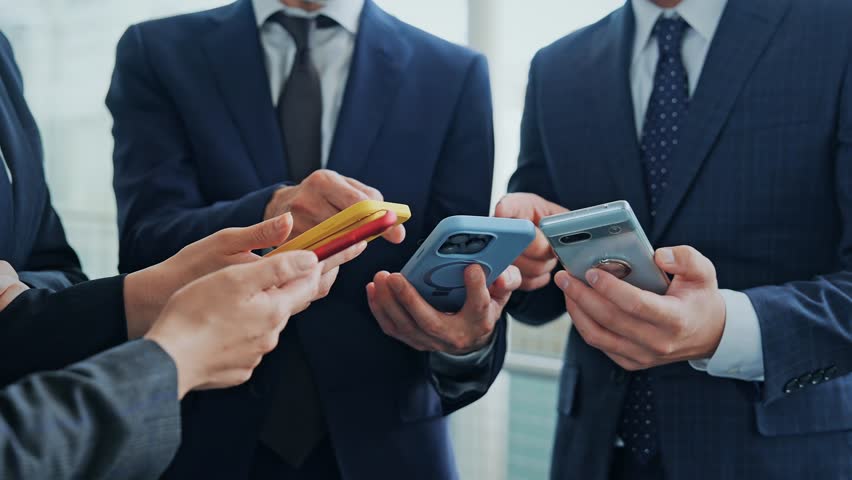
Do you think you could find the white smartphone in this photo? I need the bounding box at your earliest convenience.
[539,201,670,294]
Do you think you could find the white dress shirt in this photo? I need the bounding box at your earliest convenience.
[252,0,363,167]
[630,0,764,382]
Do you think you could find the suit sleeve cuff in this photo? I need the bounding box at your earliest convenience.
[430,332,496,372]
[428,330,499,400]
[83,339,181,478]
[689,289,765,381]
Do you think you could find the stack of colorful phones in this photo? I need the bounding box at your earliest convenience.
[265,200,411,261]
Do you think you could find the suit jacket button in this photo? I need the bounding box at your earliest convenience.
[811,370,824,385]
[783,378,798,394]
[797,373,812,388]
[824,365,838,380]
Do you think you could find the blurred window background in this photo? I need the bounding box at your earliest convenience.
[0,1,621,478]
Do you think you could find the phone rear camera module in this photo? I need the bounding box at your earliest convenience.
[559,232,592,245]
[608,226,622,235]
[447,234,470,245]
[439,233,493,255]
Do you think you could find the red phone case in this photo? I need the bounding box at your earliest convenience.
[313,210,398,261]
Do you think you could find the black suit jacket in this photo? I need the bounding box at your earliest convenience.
[0,33,128,385]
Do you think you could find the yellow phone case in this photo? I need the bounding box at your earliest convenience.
[267,200,411,255]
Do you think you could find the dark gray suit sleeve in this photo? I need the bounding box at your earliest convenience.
[0,339,181,480]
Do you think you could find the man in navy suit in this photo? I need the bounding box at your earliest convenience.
[107,0,514,478]
[496,0,852,478]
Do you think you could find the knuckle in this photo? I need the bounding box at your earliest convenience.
[583,331,601,349]
[309,170,328,183]
[260,334,278,353]
[223,268,243,284]
[628,299,646,318]
[290,196,309,212]
[451,337,469,352]
[653,341,675,357]
[424,321,444,339]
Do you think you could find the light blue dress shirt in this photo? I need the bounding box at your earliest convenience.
[630,0,764,382]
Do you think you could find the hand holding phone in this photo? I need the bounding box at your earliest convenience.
[539,200,669,294]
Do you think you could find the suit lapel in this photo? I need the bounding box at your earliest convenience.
[554,5,651,229]
[202,0,287,185]
[598,5,652,230]
[650,0,792,241]
[0,82,16,256]
[325,0,411,178]
[0,70,42,260]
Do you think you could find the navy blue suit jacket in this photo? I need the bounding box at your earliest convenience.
[507,0,852,478]
[107,1,502,478]
[0,33,128,386]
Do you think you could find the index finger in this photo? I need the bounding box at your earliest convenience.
[524,228,555,259]
[344,177,384,201]
[488,265,521,306]
[585,268,676,327]
[324,172,370,211]
[229,251,318,294]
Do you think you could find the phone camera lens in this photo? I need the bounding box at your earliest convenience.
[439,233,492,255]
[609,226,622,235]
[447,234,469,245]
[439,244,461,254]
[559,232,592,245]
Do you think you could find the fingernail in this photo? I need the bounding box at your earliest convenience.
[658,248,675,265]
[295,252,318,271]
[509,267,520,284]
[586,269,599,285]
[274,212,288,227]
[555,273,571,290]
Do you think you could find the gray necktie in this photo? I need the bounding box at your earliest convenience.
[258,13,336,467]
[274,13,324,182]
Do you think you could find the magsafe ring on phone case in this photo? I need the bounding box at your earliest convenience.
[424,261,492,290]
[595,258,632,279]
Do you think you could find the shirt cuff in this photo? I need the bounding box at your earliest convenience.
[688,289,765,381]
[430,332,496,373]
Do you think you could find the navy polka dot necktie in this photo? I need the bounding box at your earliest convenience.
[619,15,690,465]
[640,16,690,220]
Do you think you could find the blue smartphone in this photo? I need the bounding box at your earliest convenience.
[539,201,670,295]
[401,216,536,312]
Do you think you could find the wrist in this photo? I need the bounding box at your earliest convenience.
[697,290,727,359]
[145,328,203,399]
[124,266,172,339]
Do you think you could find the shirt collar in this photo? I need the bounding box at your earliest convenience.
[630,0,728,63]
[252,0,364,34]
